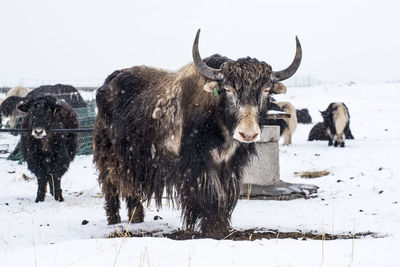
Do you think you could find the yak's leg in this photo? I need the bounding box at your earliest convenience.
[53,176,64,202]
[199,170,240,238]
[202,170,241,238]
[328,138,333,146]
[184,198,230,238]
[199,206,230,238]
[181,171,231,239]
[103,182,121,224]
[48,174,63,201]
[48,175,55,197]
[35,178,47,202]
[282,130,290,146]
[339,134,345,147]
[126,195,144,223]
[287,132,292,145]
[345,125,354,139]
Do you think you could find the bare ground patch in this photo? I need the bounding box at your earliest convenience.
[108,228,380,241]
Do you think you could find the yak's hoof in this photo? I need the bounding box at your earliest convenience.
[200,220,230,239]
[35,197,45,203]
[334,141,339,147]
[201,228,230,239]
[54,192,64,202]
[340,143,345,148]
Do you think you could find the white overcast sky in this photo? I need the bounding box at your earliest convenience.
[0,0,399,86]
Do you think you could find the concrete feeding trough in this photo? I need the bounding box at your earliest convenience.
[241,125,318,200]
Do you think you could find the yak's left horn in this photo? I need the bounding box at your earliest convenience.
[192,29,224,81]
[270,36,302,82]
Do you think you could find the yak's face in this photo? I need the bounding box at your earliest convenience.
[192,29,302,144]
[18,95,60,139]
[214,58,277,143]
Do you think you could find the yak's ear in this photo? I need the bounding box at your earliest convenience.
[17,102,29,112]
[203,81,219,93]
[271,82,287,94]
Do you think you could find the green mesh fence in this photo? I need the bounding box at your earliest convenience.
[75,105,96,156]
[2,105,96,162]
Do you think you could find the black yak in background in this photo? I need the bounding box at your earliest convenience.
[26,84,87,108]
[1,84,87,121]
[296,108,312,124]
[18,95,78,202]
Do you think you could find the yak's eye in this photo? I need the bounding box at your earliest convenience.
[262,87,270,94]
[224,85,234,95]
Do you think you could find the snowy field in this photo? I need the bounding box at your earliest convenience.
[0,82,399,266]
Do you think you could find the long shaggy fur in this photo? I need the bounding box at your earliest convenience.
[93,54,280,237]
[20,95,78,202]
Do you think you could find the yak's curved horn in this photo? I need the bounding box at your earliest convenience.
[192,29,224,81]
[271,36,302,82]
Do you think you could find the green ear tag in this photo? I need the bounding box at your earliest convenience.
[213,87,219,97]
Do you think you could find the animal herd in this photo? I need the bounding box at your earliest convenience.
[1,29,354,237]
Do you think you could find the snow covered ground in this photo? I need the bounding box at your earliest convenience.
[0,82,399,266]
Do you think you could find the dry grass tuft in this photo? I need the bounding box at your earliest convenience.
[294,171,330,178]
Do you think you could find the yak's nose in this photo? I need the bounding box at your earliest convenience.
[32,127,46,139]
[238,130,259,142]
[234,125,261,143]
[233,105,261,143]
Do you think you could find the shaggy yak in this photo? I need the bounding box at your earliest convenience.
[296,108,312,124]
[1,84,86,129]
[308,102,354,147]
[264,101,298,145]
[1,85,30,121]
[2,84,86,157]
[1,96,24,118]
[1,84,87,118]
[18,95,78,202]
[1,96,26,134]
[93,30,302,237]
[1,85,30,129]
[26,84,87,108]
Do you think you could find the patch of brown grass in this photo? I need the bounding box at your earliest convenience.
[294,171,330,178]
[108,228,379,241]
